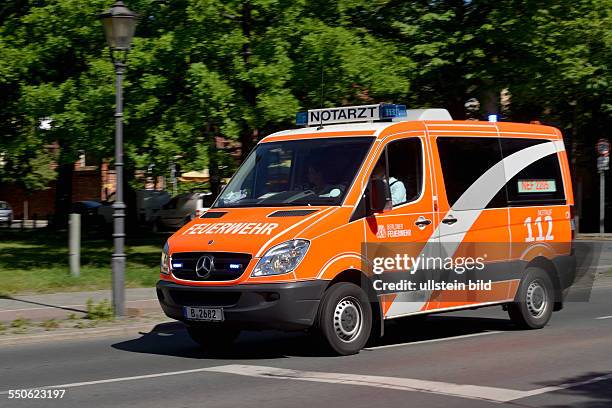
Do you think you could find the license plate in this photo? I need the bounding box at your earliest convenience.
[183,306,224,322]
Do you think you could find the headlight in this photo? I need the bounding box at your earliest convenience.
[160,241,170,275]
[251,239,310,277]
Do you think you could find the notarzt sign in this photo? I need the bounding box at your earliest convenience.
[307,104,380,126]
[295,104,407,126]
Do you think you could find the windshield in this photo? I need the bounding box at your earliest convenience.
[214,137,374,208]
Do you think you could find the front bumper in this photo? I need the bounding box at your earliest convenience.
[156,279,328,331]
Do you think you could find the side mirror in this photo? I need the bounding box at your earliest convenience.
[369,178,391,213]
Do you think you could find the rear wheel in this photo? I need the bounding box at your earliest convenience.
[316,282,372,355]
[186,325,241,349]
[508,267,554,329]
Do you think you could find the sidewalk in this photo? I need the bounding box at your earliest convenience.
[576,233,612,241]
[0,288,161,323]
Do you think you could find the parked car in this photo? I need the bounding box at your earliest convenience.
[96,201,115,225]
[152,192,212,231]
[136,190,171,224]
[0,201,13,226]
[70,201,108,230]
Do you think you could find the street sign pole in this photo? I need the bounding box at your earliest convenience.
[601,170,606,236]
[596,139,610,237]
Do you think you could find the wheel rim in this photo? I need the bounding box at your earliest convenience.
[333,296,363,343]
[526,279,548,318]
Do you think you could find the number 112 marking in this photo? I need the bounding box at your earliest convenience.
[524,216,554,242]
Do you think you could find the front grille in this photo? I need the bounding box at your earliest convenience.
[171,252,251,281]
[168,290,241,307]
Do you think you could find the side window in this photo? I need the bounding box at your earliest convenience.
[387,138,423,206]
[370,138,423,207]
[500,139,565,206]
[436,137,506,209]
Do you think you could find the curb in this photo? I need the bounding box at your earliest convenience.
[0,300,162,323]
[0,319,183,347]
[576,234,612,241]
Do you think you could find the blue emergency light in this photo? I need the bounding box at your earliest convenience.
[296,104,407,127]
[296,111,308,126]
[380,104,407,120]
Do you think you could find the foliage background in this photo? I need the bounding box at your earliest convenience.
[0,0,610,228]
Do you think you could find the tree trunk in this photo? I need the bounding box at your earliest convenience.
[53,161,74,229]
[206,122,221,197]
[240,1,257,159]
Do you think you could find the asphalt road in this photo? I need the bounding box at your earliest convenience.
[1,275,611,408]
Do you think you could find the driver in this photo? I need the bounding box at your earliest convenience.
[372,159,406,206]
[306,158,344,198]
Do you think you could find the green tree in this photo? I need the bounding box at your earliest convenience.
[2,0,608,229]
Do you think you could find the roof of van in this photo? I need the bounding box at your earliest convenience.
[261,120,562,143]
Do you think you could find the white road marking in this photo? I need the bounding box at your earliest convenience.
[203,365,612,403]
[1,364,611,403]
[203,364,528,403]
[0,367,218,395]
[595,315,612,320]
[364,331,502,350]
[517,372,612,399]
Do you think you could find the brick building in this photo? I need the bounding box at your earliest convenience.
[0,159,114,220]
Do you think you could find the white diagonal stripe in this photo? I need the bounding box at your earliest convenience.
[386,141,561,317]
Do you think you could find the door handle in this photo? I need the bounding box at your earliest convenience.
[441,215,458,225]
[414,217,432,228]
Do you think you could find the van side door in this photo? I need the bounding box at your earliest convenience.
[431,135,513,308]
[363,135,440,319]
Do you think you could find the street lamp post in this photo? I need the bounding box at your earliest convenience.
[99,1,138,317]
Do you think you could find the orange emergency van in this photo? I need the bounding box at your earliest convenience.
[157,104,576,355]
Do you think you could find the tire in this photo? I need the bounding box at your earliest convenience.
[316,282,372,355]
[508,267,554,329]
[186,325,241,349]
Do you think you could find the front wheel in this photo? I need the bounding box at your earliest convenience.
[508,267,554,329]
[186,325,241,350]
[316,282,372,355]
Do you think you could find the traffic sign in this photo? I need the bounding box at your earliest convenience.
[597,156,609,172]
[596,139,610,157]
